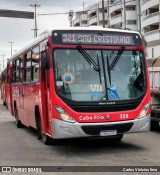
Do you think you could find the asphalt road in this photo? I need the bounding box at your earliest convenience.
[0,99,160,175]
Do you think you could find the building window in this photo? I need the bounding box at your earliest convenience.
[127,20,137,25]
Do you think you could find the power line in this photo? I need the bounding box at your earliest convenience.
[37,0,136,16]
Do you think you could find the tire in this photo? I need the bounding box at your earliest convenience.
[35,112,42,140]
[35,112,53,145]
[151,121,160,131]
[110,134,123,142]
[42,134,53,145]
[3,101,6,106]
[14,107,23,128]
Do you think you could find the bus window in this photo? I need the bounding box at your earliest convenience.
[7,64,10,84]
[20,57,23,82]
[16,59,20,83]
[32,46,40,82]
[24,51,32,82]
[12,60,16,83]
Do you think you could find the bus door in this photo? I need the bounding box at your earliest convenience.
[41,50,50,132]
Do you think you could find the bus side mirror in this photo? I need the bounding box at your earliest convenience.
[41,52,49,70]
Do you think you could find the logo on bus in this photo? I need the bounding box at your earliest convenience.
[62,72,75,85]
[106,114,111,120]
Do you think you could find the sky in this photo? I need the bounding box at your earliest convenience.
[0,0,98,69]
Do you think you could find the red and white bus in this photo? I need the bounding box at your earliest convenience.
[1,68,7,106]
[3,27,151,144]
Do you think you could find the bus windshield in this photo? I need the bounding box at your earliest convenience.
[53,49,146,102]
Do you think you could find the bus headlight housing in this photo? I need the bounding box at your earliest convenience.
[55,105,76,123]
[137,101,150,119]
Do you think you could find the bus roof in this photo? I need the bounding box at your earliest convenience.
[42,26,141,36]
[8,26,141,61]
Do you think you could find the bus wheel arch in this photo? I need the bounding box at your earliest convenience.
[14,101,22,128]
[3,100,6,106]
[35,106,43,140]
[35,106,53,145]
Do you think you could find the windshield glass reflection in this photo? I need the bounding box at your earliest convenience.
[53,49,146,102]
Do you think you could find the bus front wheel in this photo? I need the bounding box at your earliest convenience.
[42,134,53,145]
[110,134,123,142]
[35,110,52,145]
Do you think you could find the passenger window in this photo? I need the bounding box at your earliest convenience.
[12,60,16,83]
[24,51,32,82]
[7,64,10,84]
[32,46,40,82]
[20,57,23,82]
[16,59,20,82]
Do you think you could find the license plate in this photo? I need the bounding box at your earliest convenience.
[100,130,117,136]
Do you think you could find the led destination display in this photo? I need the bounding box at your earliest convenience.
[62,33,134,45]
[52,30,141,45]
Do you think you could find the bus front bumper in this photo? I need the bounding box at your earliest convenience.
[52,115,150,139]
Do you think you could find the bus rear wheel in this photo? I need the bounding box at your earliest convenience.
[14,107,23,128]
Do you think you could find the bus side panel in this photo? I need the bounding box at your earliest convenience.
[6,65,13,116]
[23,83,40,128]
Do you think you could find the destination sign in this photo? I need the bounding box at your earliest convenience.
[62,33,134,45]
[52,31,141,46]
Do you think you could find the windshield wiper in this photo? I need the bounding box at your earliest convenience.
[109,46,125,70]
[77,45,100,72]
[97,53,102,84]
[106,54,111,86]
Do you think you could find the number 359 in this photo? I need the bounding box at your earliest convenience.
[120,114,129,119]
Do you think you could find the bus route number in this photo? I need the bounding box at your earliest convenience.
[120,114,129,119]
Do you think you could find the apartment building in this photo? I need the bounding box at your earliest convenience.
[73,0,160,59]
[74,0,140,30]
[141,0,160,59]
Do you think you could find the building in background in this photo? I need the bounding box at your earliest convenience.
[141,0,160,59]
[74,0,140,31]
[73,0,160,60]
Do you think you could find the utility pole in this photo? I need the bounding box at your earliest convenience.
[138,0,141,33]
[107,0,110,28]
[102,0,105,28]
[123,0,126,30]
[82,2,86,11]
[13,49,17,53]
[9,42,14,56]
[68,10,74,27]
[30,4,40,37]
[1,55,5,68]
[31,28,38,38]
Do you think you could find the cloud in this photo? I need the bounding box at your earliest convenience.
[0,0,98,68]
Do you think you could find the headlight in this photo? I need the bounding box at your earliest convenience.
[54,105,76,123]
[137,101,150,119]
